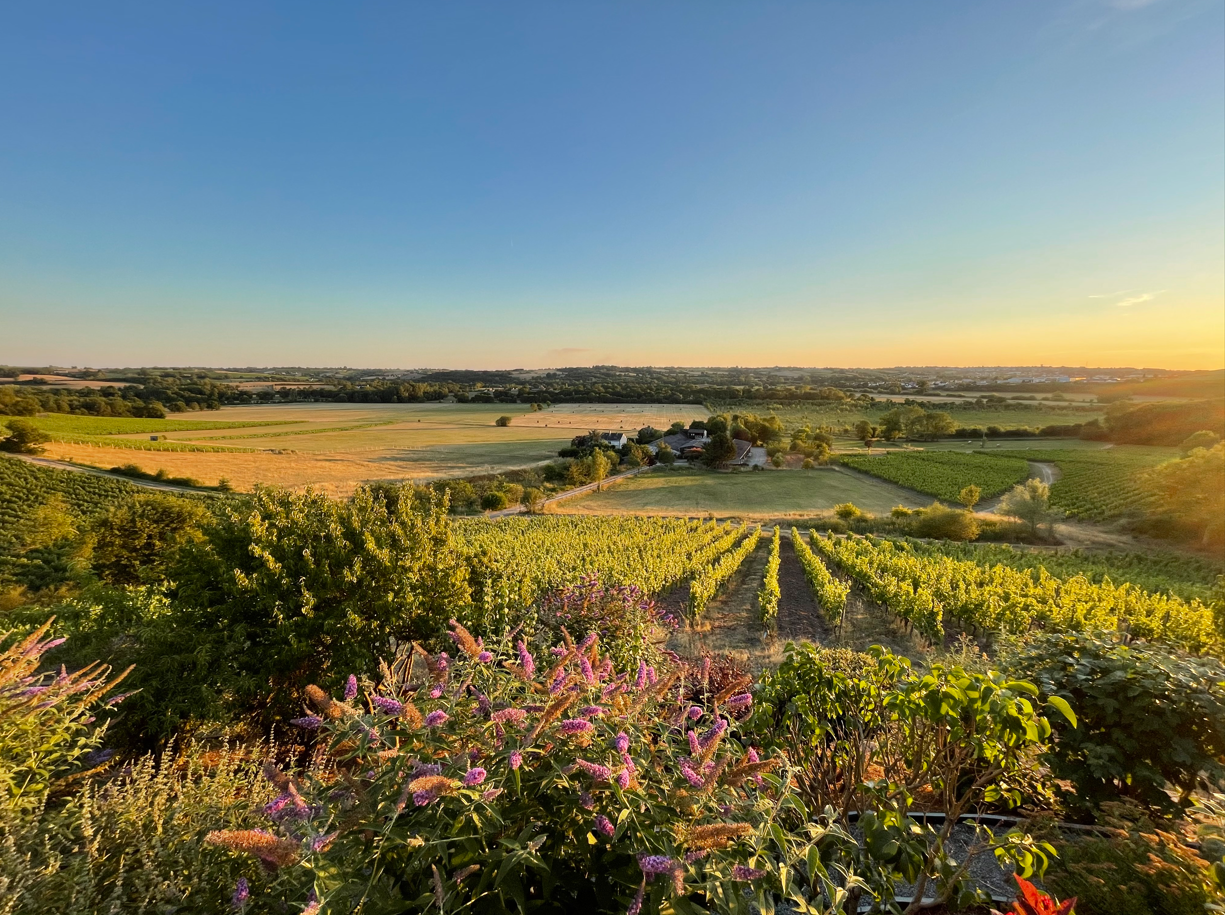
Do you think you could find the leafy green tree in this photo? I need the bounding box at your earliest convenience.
[480,491,508,511]
[522,487,545,513]
[88,494,211,587]
[701,431,736,467]
[635,426,663,445]
[656,442,676,465]
[998,478,1056,536]
[1143,443,1225,549]
[770,451,785,469]
[494,415,512,427]
[0,420,50,454]
[878,409,908,441]
[957,484,982,511]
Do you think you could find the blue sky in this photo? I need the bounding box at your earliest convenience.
[1,1,1222,369]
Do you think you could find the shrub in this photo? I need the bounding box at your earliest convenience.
[834,502,861,521]
[910,502,980,542]
[748,642,1064,910]
[890,505,913,518]
[1012,632,1225,816]
[87,492,211,587]
[481,491,509,511]
[537,576,676,670]
[209,622,858,914]
[11,740,279,915]
[0,420,50,455]
[494,415,512,427]
[1041,803,1221,915]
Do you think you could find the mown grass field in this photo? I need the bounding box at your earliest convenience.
[25,402,706,494]
[557,466,928,516]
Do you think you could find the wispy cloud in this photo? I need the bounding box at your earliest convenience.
[1115,291,1164,307]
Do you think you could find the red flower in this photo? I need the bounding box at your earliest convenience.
[992,876,1076,915]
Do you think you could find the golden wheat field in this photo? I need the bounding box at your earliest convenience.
[37,402,704,494]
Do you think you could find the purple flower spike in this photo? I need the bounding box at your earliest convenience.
[559,719,593,735]
[509,750,523,770]
[637,854,676,875]
[614,732,630,754]
[687,730,700,755]
[372,696,404,716]
[727,693,753,710]
[634,661,647,691]
[615,768,631,789]
[732,865,766,881]
[477,651,493,663]
[516,641,535,678]
[424,710,449,727]
[291,716,323,730]
[463,767,487,786]
[687,706,703,721]
[231,877,250,909]
[344,675,358,701]
[594,814,615,837]
[627,883,645,915]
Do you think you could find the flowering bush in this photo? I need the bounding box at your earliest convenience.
[537,575,677,669]
[209,621,860,914]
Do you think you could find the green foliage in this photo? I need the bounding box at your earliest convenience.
[749,643,1061,909]
[210,624,858,915]
[757,528,781,630]
[901,540,1224,604]
[88,493,212,586]
[1181,429,1222,454]
[8,740,277,915]
[1141,442,1225,549]
[910,502,981,541]
[958,483,981,510]
[994,447,1171,522]
[0,420,50,455]
[480,490,509,511]
[812,535,1219,653]
[701,431,737,467]
[792,530,849,625]
[840,451,1030,501]
[167,485,472,727]
[689,525,762,619]
[1012,632,1225,815]
[997,479,1056,535]
[1042,803,1222,915]
[834,502,862,521]
[494,415,512,427]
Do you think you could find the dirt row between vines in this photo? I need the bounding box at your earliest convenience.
[666,530,928,671]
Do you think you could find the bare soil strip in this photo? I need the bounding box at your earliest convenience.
[774,531,833,644]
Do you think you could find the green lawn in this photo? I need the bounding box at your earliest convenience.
[560,466,928,516]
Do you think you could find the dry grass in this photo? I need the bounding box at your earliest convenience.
[41,402,706,494]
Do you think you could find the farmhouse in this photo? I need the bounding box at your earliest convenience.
[599,432,629,448]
